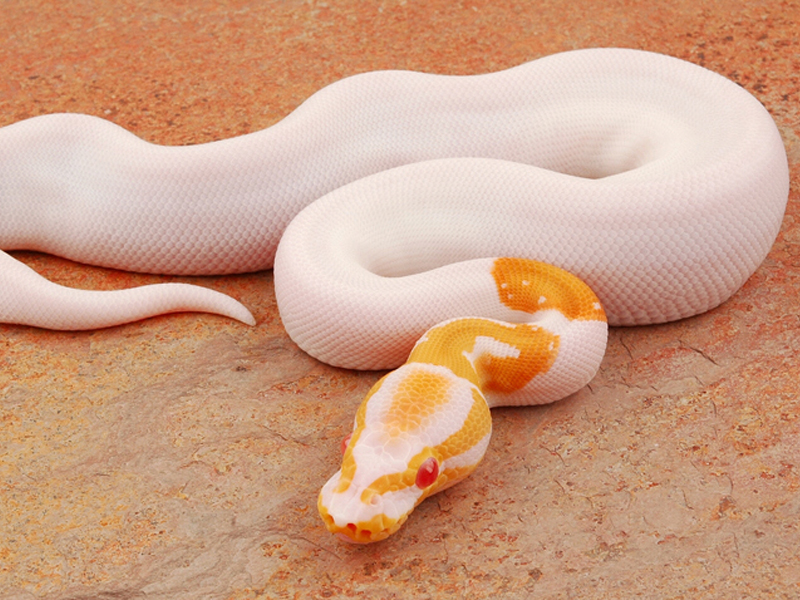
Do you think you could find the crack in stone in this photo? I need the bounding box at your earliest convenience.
[679,340,721,367]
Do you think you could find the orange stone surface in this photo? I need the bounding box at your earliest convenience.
[1,0,798,598]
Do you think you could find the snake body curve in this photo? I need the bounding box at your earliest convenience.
[0,48,789,542]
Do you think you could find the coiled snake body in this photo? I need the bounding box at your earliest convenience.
[0,49,788,542]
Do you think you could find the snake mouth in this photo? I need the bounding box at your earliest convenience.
[319,506,407,544]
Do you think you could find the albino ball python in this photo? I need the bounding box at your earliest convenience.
[0,48,789,543]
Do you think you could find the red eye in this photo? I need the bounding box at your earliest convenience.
[341,433,353,455]
[415,457,439,489]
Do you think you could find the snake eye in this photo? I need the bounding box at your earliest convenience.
[415,457,439,489]
[341,433,353,455]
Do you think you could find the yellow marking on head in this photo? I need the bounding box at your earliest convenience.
[333,385,491,517]
[384,369,452,437]
[334,367,468,496]
[492,257,606,322]
[360,387,490,500]
[437,388,491,467]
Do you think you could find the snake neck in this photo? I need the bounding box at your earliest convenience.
[404,257,607,407]
[406,317,562,407]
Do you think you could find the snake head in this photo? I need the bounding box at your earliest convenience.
[318,362,491,543]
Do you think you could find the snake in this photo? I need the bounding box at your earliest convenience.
[0,48,789,543]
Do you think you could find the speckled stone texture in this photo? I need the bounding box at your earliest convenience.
[1,1,799,599]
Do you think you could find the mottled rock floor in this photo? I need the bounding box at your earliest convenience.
[2,0,799,598]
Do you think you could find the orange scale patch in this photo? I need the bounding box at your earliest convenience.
[492,257,606,322]
[436,388,491,461]
[473,322,560,394]
[383,368,453,438]
[410,318,560,395]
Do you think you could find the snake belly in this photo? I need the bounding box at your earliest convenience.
[0,48,789,542]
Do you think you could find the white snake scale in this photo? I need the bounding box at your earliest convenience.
[0,48,790,542]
